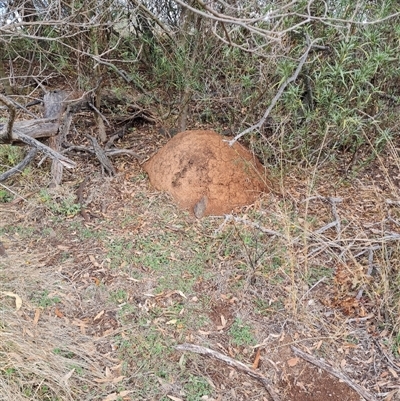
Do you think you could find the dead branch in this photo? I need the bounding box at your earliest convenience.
[175,343,281,401]
[228,38,317,145]
[46,91,71,186]
[85,135,116,176]
[0,148,37,182]
[305,196,343,237]
[0,118,62,140]
[14,132,76,169]
[0,91,76,181]
[291,346,378,401]
[62,143,142,162]
[0,93,16,141]
[75,178,90,222]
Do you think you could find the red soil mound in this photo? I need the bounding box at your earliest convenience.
[143,130,272,217]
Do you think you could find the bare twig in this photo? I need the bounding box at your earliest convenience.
[228,39,318,145]
[75,178,90,222]
[88,101,111,127]
[16,132,76,169]
[299,276,327,301]
[373,339,400,374]
[106,149,143,161]
[62,144,142,161]
[291,346,378,401]
[214,214,286,239]
[176,343,281,401]
[305,196,343,238]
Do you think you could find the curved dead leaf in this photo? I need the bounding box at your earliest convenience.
[1,291,22,310]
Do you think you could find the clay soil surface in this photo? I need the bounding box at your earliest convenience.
[144,130,272,217]
[1,125,400,401]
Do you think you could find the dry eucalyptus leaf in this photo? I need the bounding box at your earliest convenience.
[287,357,299,367]
[101,393,118,401]
[167,396,183,401]
[2,291,22,310]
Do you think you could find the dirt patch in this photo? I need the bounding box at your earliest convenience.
[143,130,273,216]
[277,346,361,401]
[284,366,360,401]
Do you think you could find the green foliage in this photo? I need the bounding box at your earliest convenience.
[38,190,81,217]
[109,289,128,304]
[0,189,12,203]
[4,367,16,378]
[183,375,213,401]
[228,318,256,347]
[274,4,400,165]
[31,290,61,308]
[116,326,176,389]
[52,348,75,358]
[21,383,60,401]
[305,265,333,286]
[0,145,23,173]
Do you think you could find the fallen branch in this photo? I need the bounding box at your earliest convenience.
[0,91,76,181]
[86,135,116,176]
[291,346,378,401]
[175,343,281,401]
[0,148,37,182]
[16,132,76,169]
[0,118,62,140]
[106,149,143,160]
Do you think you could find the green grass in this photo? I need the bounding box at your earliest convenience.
[0,224,35,238]
[183,375,213,401]
[52,348,75,359]
[31,290,61,308]
[228,318,256,347]
[109,289,128,304]
[0,145,24,173]
[38,190,81,217]
[0,188,13,202]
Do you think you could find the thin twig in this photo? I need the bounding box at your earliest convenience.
[213,214,286,239]
[176,343,281,401]
[373,339,400,373]
[228,38,318,145]
[88,101,111,127]
[106,149,143,161]
[299,276,327,302]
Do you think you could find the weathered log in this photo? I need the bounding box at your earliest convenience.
[46,91,69,186]
[0,91,76,182]
[0,118,61,142]
[0,91,69,143]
